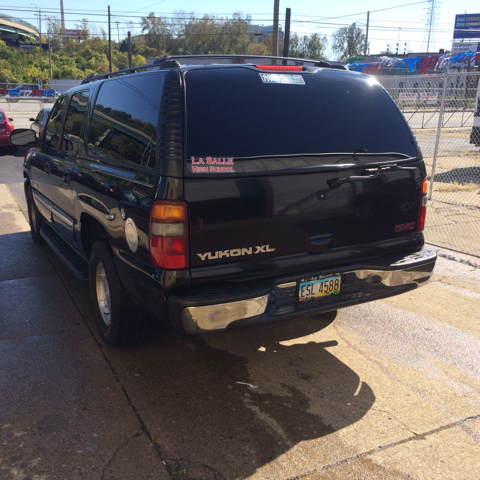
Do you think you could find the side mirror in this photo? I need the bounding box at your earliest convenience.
[9,118,13,121]
[9,129,38,146]
[29,118,35,122]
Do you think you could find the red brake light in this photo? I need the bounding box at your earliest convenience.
[149,200,189,270]
[418,179,428,233]
[255,65,303,71]
[5,122,14,132]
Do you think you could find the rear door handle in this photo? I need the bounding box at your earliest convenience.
[62,171,71,185]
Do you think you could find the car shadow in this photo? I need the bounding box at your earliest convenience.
[44,251,376,479]
[433,166,480,185]
[0,146,28,157]
[117,313,375,478]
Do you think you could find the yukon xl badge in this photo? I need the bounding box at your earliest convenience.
[197,245,275,261]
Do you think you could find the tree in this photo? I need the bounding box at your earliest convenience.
[288,33,327,60]
[45,16,63,51]
[331,22,365,61]
[140,12,171,54]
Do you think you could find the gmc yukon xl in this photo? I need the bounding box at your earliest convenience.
[10,55,437,346]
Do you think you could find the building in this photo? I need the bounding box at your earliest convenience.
[0,14,39,45]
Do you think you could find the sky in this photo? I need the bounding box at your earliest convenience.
[1,0,479,59]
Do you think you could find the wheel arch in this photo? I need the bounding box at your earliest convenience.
[23,172,31,197]
[79,212,108,260]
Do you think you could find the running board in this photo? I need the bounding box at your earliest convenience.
[40,224,89,281]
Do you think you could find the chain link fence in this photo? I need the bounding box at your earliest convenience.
[376,72,480,258]
[0,82,55,114]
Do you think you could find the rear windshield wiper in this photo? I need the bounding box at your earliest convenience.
[327,163,417,190]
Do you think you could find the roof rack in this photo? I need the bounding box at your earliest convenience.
[81,59,181,84]
[81,54,346,84]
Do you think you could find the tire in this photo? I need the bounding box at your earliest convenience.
[26,186,45,244]
[9,146,17,154]
[89,241,145,347]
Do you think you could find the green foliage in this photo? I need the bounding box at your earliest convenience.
[0,13,329,84]
[331,22,365,61]
[0,19,145,84]
[288,33,327,60]
[140,11,258,56]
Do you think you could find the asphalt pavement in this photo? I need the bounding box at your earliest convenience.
[1,151,480,479]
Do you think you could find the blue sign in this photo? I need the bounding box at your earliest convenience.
[454,14,480,39]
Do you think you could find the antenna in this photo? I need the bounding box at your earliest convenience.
[422,0,439,53]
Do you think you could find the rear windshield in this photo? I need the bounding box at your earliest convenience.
[185,68,418,174]
[0,112,5,121]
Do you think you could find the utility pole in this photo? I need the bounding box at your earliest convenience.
[272,0,279,59]
[282,8,291,62]
[364,11,369,56]
[108,6,112,72]
[48,35,52,78]
[59,0,65,34]
[127,31,132,68]
[115,20,120,43]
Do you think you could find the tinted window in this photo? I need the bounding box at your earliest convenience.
[35,110,43,122]
[185,68,418,170]
[87,74,162,169]
[45,97,67,148]
[0,112,5,121]
[62,91,90,154]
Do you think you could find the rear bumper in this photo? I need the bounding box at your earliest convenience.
[168,249,437,334]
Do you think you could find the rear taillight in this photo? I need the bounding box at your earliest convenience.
[418,178,428,232]
[255,65,303,71]
[5,122,14,132]
[149,200,189,270]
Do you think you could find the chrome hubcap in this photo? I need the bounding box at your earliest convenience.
[95,262,111,326]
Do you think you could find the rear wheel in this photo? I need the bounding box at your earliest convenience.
[89,240,145,347]
[26,186,44,244]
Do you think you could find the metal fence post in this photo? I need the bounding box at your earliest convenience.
[428,73,448,200]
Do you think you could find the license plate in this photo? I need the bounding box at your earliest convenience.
[298,274,341,301]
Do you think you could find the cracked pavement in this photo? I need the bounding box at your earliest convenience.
[1,153,480,479]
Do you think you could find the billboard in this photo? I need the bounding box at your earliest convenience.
[64,29,82,39]
[454,14,480,39]
[451,42,480,54]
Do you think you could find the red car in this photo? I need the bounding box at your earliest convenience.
[0,109,16,153]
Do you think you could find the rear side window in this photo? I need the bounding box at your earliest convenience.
[45,97,67,148]
[0,112,5,121]
[87,74,163,169]
[185,68,418,173]
[62,90,90,154]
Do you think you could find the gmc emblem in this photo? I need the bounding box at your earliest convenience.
[395,222,416,232]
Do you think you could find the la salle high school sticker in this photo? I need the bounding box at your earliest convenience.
[189,157,235,174]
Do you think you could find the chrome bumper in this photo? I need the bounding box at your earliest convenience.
[180,249,436,334]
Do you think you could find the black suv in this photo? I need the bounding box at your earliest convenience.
[11,55,436,347]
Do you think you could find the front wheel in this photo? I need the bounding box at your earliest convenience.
[89,241,145,347]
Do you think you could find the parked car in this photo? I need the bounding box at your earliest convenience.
[29,108,52,137]
[7,84,56,103]
[10,55,437,347]
[0,109,16,153]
